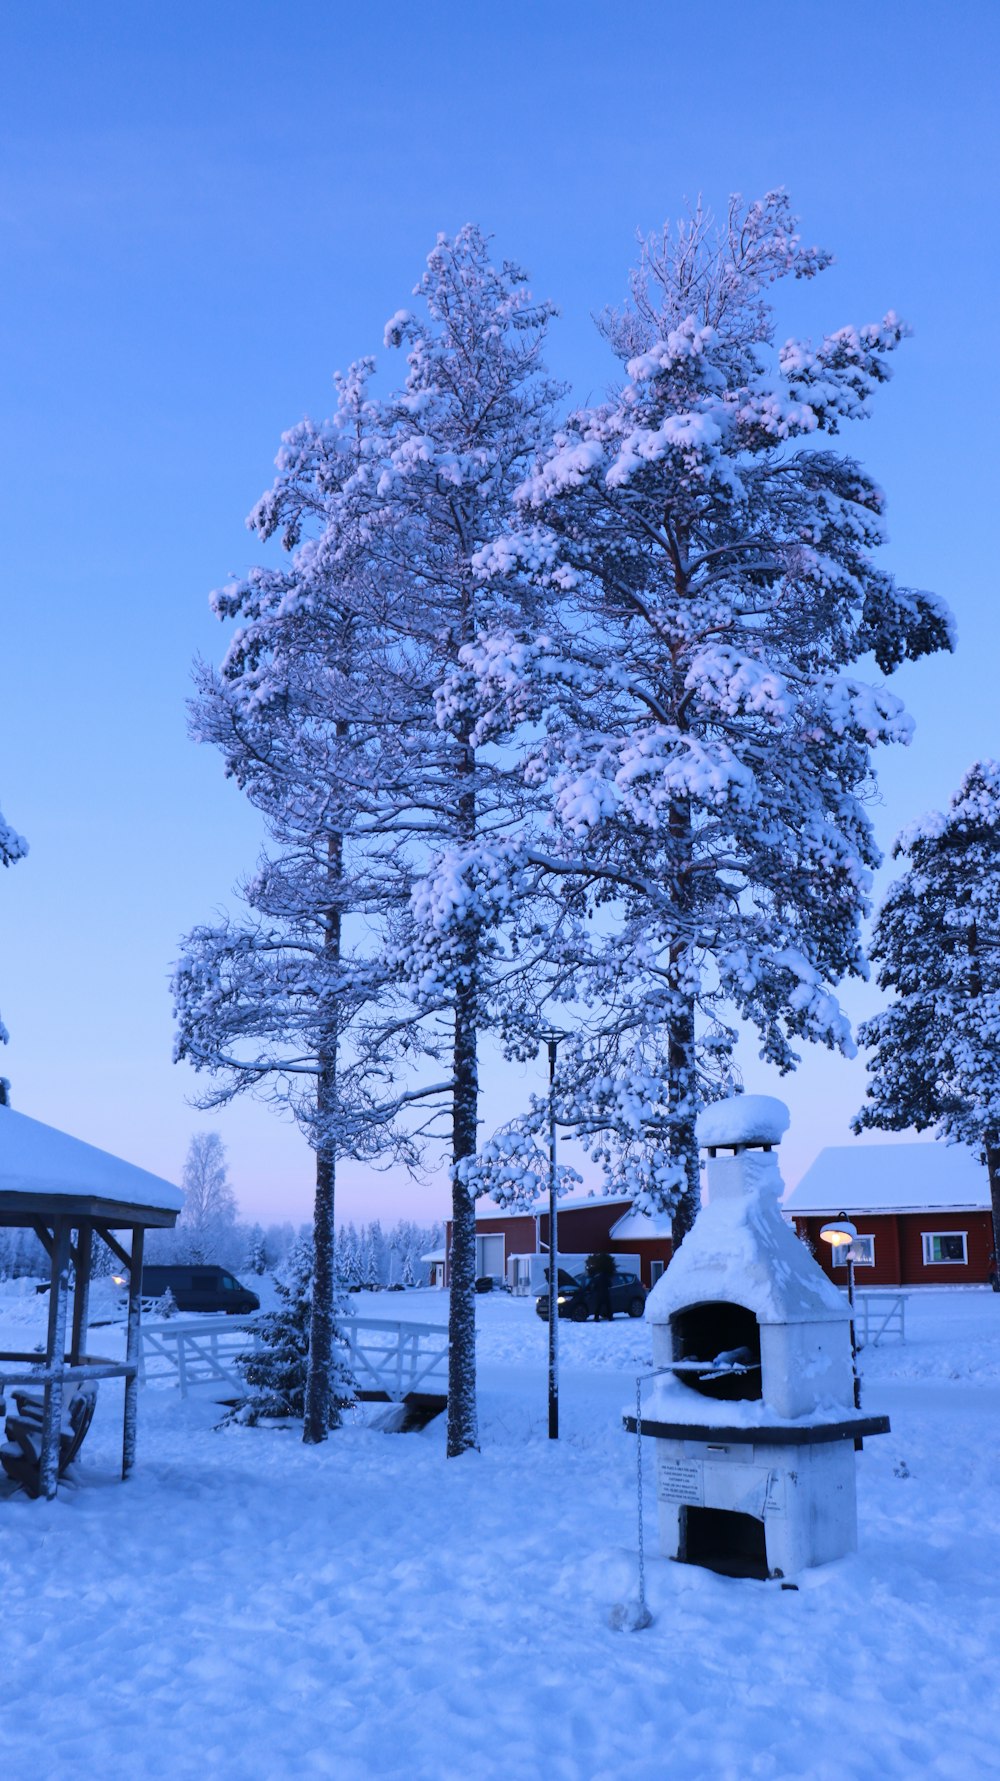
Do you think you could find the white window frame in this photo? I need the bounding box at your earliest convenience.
[921,1230,968,1266]
[650,1260,665,1285]
[846,1234,875,1267]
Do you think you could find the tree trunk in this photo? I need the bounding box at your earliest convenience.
[446,710,480,1458]
[304,1117,337,1442]
[668,987,700,1248]
[446,976,480,1456]
[304,826,343,1444]
[668,792,699,1249]
[986,1139,1000,1290]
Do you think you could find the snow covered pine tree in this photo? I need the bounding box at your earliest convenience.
[456,191,954,1239]
[173,368,418,1443]
[372,231,563,1454]
[854,761,1000,1272]
[220,227,562,1456]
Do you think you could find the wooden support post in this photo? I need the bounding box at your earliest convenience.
[40,1218,72,1501]
[122,1226,144,1479]
[70,1222,93,1365]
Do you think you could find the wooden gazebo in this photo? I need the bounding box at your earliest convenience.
[0,1101,182,1499]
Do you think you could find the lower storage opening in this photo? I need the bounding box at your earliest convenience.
[680,1506,769,1580]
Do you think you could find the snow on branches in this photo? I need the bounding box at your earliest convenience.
[855,760,1000,1263]
[430,191,953,1236]
[855,761,1000,1187]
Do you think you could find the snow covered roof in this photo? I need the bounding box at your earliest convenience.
[475,1193,634,1223]
[785,1143,989,1215]
[421,1250,446,1264]
[0,1105,183,1220]
[608,1206,674,1241]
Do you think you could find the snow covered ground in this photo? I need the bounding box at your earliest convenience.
[1,1282,999,1779]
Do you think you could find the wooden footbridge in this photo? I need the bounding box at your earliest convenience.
[139,1313,449,1419]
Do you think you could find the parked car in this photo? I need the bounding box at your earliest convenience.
[137,1265,260,1315]
[534,1268,647,1322]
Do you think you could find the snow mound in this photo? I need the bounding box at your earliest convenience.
[696,1093,790,1150]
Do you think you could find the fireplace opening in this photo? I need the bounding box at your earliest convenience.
[680,1506,769,1580]
[670,1301,762,1400]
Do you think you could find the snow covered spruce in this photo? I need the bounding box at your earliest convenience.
[854,759,1000,1267]
[227,1236,354,1428]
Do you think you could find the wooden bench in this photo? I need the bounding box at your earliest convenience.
[0,1382,99,1497]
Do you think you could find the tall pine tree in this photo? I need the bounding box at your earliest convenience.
[854,760,1000,1269]
[447,191,954,1237]
[226,227,562,1455]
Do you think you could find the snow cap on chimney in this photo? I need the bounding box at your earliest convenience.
[696,1094,790,1153]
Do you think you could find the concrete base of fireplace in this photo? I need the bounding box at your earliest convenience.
[624,1413,890,1580]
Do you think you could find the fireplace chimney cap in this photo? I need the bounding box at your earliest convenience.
[696,1094,790,1153]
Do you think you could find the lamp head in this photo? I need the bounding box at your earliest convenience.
[820,1213,858,1248]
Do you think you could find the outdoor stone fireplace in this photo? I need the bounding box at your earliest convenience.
[627,1095,889,1581]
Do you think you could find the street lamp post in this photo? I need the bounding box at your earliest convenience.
[820,1213,861,1412]
[540,1031,563,1440]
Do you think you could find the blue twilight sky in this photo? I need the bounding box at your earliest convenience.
[1,2,998,1226]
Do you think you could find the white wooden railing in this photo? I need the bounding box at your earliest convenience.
[345,1316,448,1401]
[849,1291,908,1350]
[139,1316,253,1396]
[139,1314,449,1403]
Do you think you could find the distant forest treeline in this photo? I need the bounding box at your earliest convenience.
[0,1215,443,1288]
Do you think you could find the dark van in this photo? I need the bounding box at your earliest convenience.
[140,1266,260,1315]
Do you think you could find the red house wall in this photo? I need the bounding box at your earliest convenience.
[610,1237,674,1282]
[795,1212,993,1286]
[898,1211,992,1284]
[797,1215,902,1288]
[444,1204,673,1287]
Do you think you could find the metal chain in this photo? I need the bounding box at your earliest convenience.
[635,1373,647,1617]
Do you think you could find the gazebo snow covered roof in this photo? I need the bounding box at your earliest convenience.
[0,1102,182,1500]
[785,1142,988,1217]
[0,1105,183,1222]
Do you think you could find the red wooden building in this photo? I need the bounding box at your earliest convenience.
[443,1194,675,1291]
[785,1142,994,1288]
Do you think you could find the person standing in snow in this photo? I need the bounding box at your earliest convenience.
[585,1252,616,1321]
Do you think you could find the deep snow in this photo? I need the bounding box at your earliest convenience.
[1,1283,998,1779]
